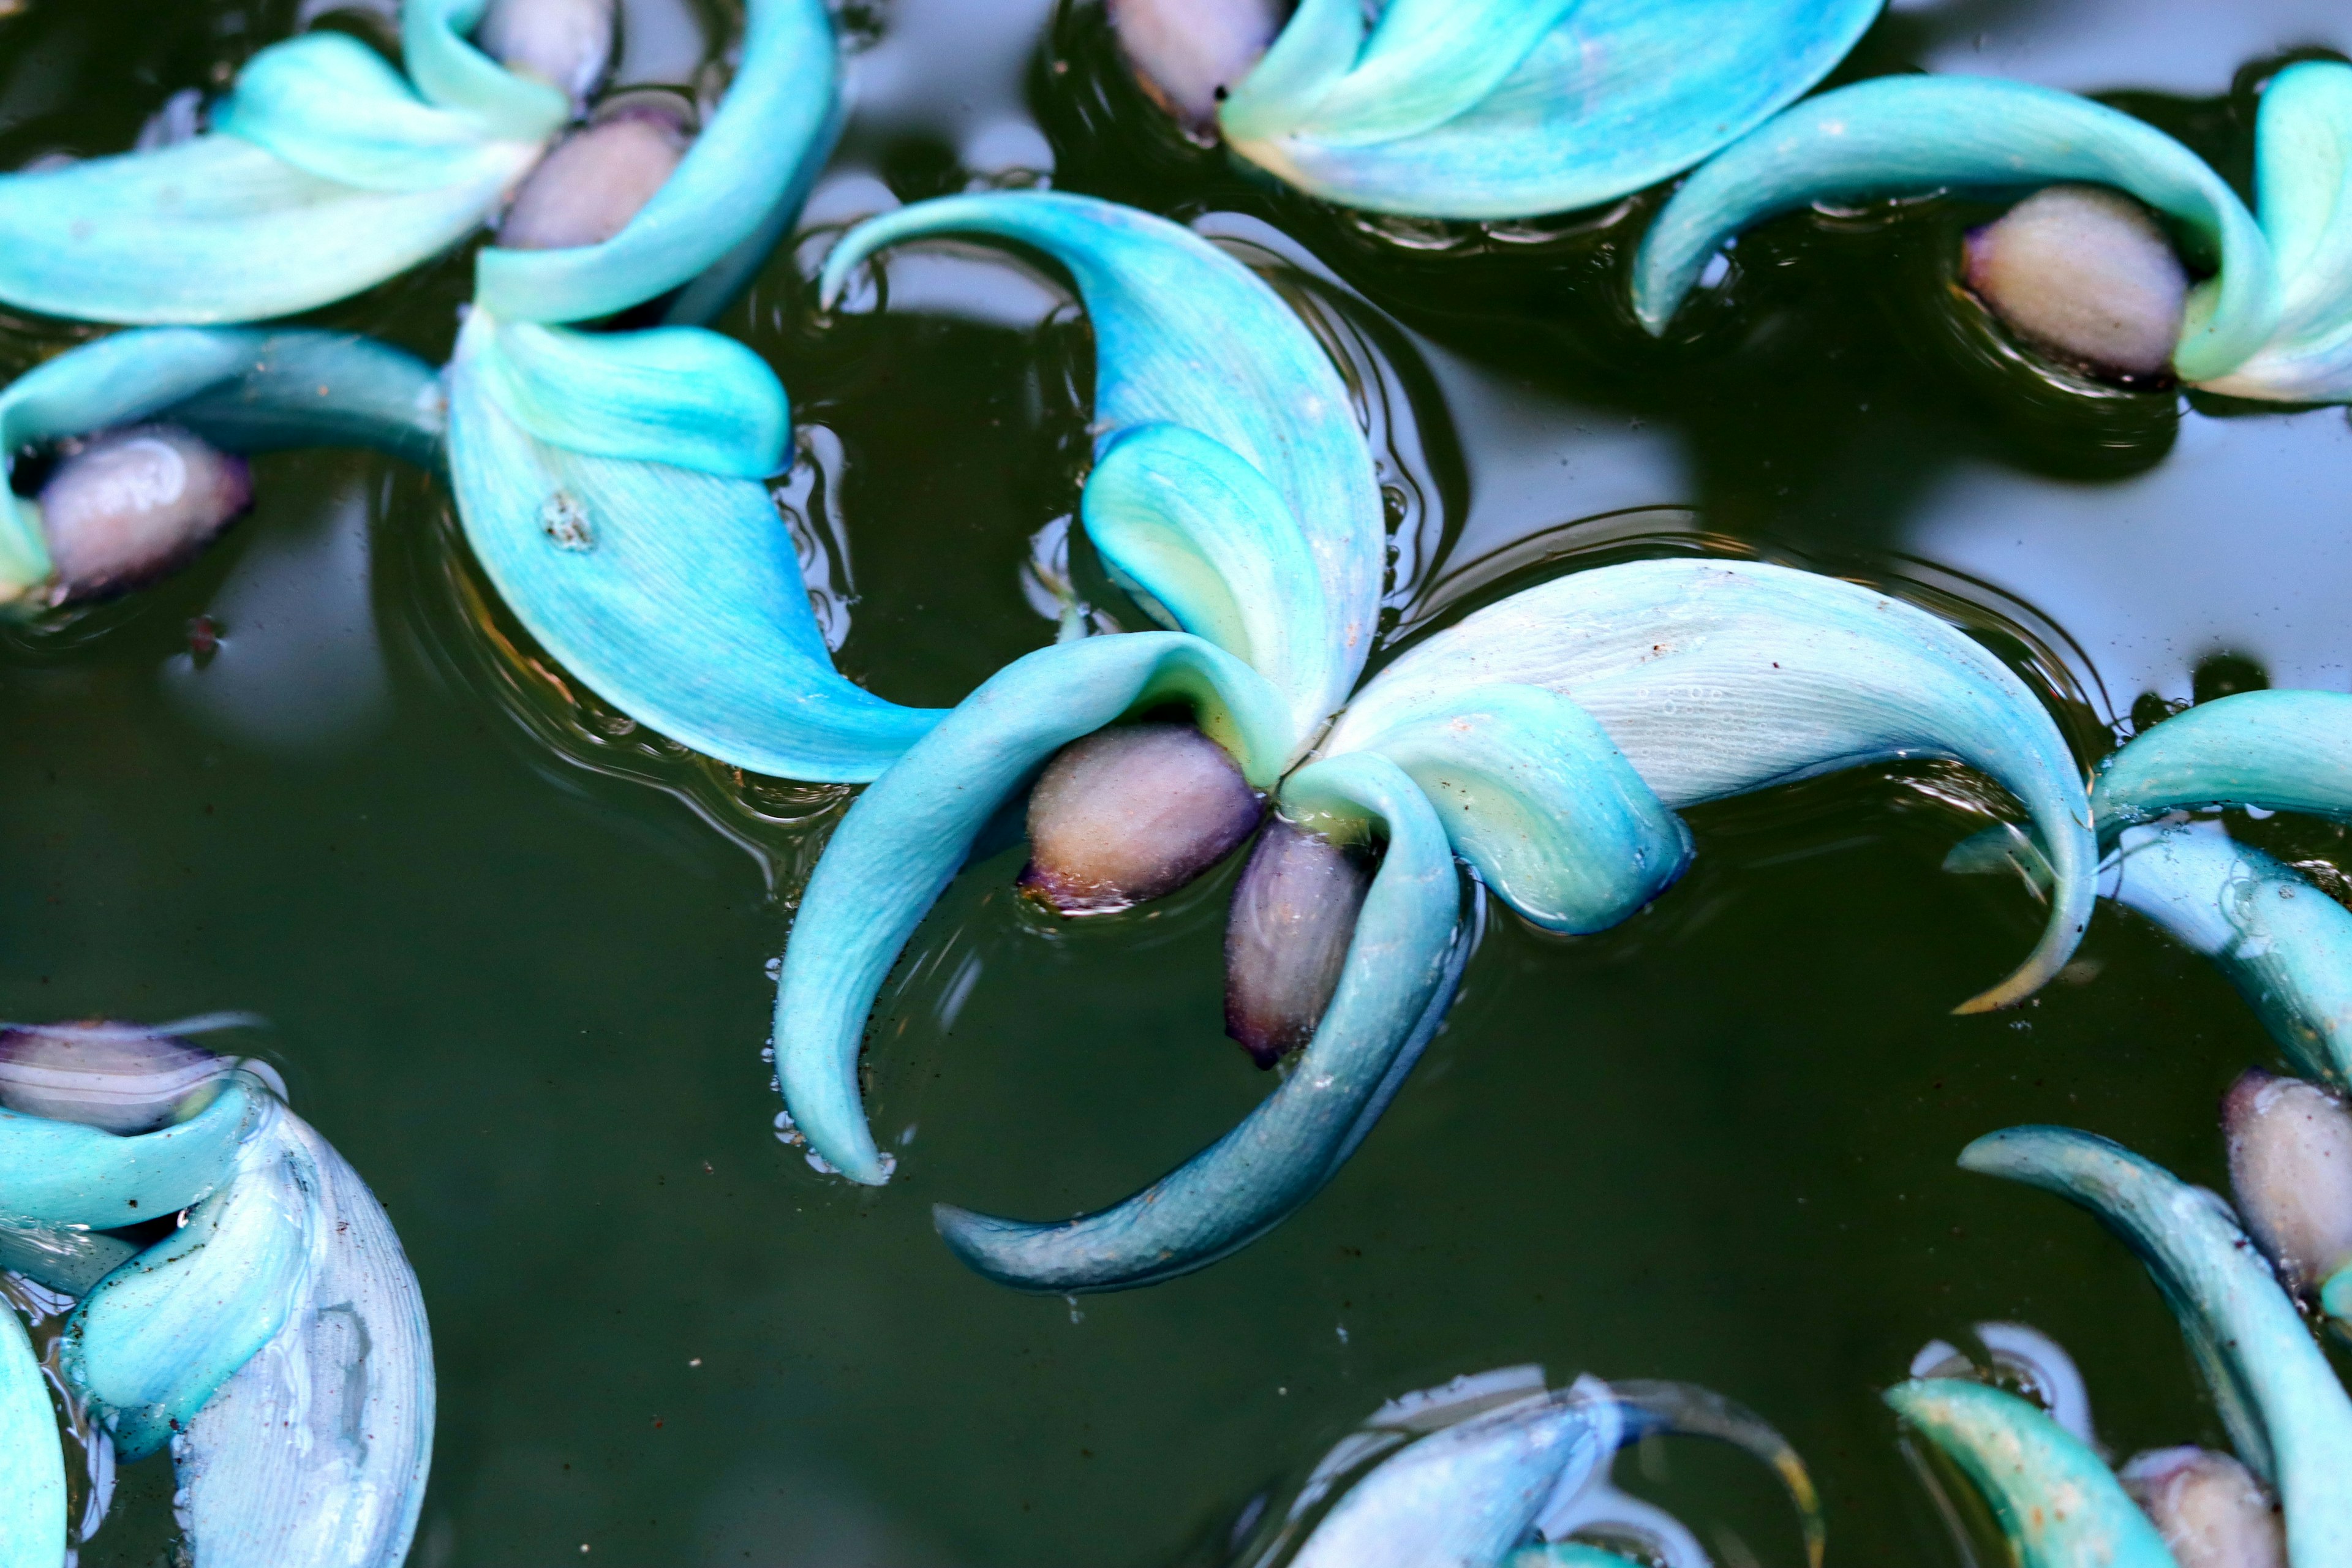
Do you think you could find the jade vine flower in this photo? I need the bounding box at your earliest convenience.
[0,0,837,328]
[1634,62,2352,402]
[767,190,2095,1294]
[1109,0,1882,221]
[0,1020,431,1568]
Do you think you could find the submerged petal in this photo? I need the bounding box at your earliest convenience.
[820,192,1382,752]
[1219,0,1879,221]
[773,633,1291,1186]
[1885,1379,2176,1568]
[0,1222,140,1297]
[2094,690,2352,832]
[933,751,1464,1292]
[1019,721,1264,914]
[1632,76,2279,384]
[1330,559,2094,1011]
[1960,1126,2352,1565]
[0,1302,66,1568]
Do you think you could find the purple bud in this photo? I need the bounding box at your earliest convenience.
[499,110,686,252]
[2119,1448,2284,1568]
[1106,0,1286,137]
[2223,1068,2352,1294]
[1224,816,1373,1068]
[477,0,615,103]
[1019,722,1263,915]
[1962,184,2189,380]
[0,1022,232,1135]
[36,424,252,604]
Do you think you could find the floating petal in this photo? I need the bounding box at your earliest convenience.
[1219,0,1879,221]
[1328,682,1691,934]
[447,309,940,782]
[1330,559,2094,1011]
[820,192,1383,752]
[933,750,1464,1291]
[1884,1379,2176,1568]
[774,632,1292,1186]
[0,1077,265,1228]
[2094,690,2352,832]
[1961,1126,2352,1565]
[0,1301,66,1568]
[1632,76,2280,384]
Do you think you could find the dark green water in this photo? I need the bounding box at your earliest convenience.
[4,1,2352,1564]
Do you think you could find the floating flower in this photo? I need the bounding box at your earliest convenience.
[769,190,2095,1294]
[1106,0,1882,221]
[0,1019,431,1568]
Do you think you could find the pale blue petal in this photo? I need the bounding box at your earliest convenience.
[1224,0,1880,221]
[820,192,1384,756]
[1882,1381,2175,1568]
[773,631,1293,1186]
[0,1079,265,1228]
[2202,62,2352,401]
[932,750,1463,1292]
[474,0,841,323]
[1331,559,2094,1012]
[2093,689,2352,831]
[1632,75,2280,384]
[2108,824,2352,1090]
[0,1305,65,1568]
[173,1110,435,1568]
[1962,1125,2352,1563]
[1080,422,1336,745]
[0,1222,140,1297]
[401,0,571,137]
[445,311,940,782]
[1217,0,1363,145]
[1330,682,1691,934]
[66,1094,307,1462]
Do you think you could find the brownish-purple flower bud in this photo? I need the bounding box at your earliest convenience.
[499,108,687,252]
[1963,184,2189,379]
[2119,1447,2285,1568]
[1106,0,1286,138]
[0,1022,232,1135]
[2223,1068,2352,1294]
[36,424,252,603]
[1224,815,1373,1068]
[1019,721,1263,915]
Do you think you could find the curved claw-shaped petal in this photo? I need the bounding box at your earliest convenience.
[774,632,1292,1186]
[0,1302,66,1568]
[2094,690,2352,832]
[1328,682,1691,934]
[1960,1126,2352,1566]
[402,0,575,137]
[1883,1379,2176,1568]
[1220,0,1878,221]
[0,1077,265,1227]
[1632,76,2280,384]
[2107,824,2352,1089]
[820,192,1382,751]
[0,32,551,326]
[66,1089,306,1461]
[1330,559,2094,1011]
[447,309,941,781]
[473,0,842,323]
[932,750,1463,1291]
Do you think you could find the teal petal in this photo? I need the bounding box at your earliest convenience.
[0,1303,66,1568]
[1222,0,1880,221]
[445,310,941,782]
[0,1222,140,1297]
[2093,690,2352,832]
[1883,1380,2177,1568]
[1329,682,1691,934]
[0,1077,264,1228]
[401,0,572,137]
[1330,559,2094,1012]
[66,1093,307,1462]
[0,34,545,326]
[820,192,1384,756]
[1294,1387,1608,1568]
[172,1110,435,1568]
[1507,1548,1649,1568]
[1631,75,2281,384]
[932,750,1464,1292]
[773,631,1293,1188]
[473,0,841,324]
[1961,1126,2352,1564]
[2108,824,2352,1090]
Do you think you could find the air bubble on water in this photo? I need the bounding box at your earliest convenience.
[1065,1295,1084,1325]
[763,956,782,980]
[875,1151,898,1178]
[805,1149,838,1175]
[759,1045,775,1063]
[1336,1322,1349,1345]
[767,1075,780,1093]
[773,1109,804,1147]
[898,1123,918,1147]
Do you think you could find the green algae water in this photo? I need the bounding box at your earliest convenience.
[6,0,2352,1563]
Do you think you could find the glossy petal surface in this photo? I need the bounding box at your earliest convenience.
[0,1222,139,1297]
[1221,0,1880,221]
[1329,559,2094,1011]
[446,310,941,782]
[0,1301,65,1568]
[821,192,1382,756]
[1632,76,2279,383]
[0,1077,263,1227]
[2203,61,2352,401]
[774,633,1292,1186]
[2094,690,2352,832]
[1884,1379,2177,1568]
[935,750,1464,1291]
[1962,1126,2352,1566]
